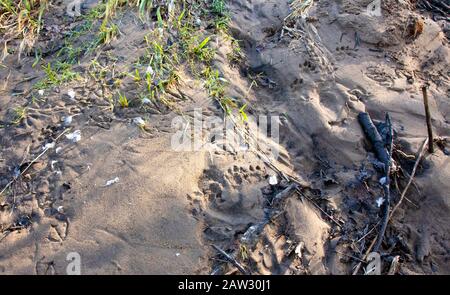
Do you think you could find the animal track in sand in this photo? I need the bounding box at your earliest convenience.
[189,164,267,246]
[364,65,395,87]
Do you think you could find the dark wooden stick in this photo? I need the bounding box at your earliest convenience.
[358,112,390,167]
[422,86,434,153]
[373,113,394,252]
[211,244,249,275]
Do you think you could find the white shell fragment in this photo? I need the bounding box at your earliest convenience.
[57,206,64,213]
[65,130,81,142]
[268,174,278,186]
[376,197,385,208]
[295,242,305,259]
[38,89,44,96]
[104,177,119,187]
[55,147,63,154]
[133,117,145,127]
[43,142,55,150]
[142,98,151,104]
[67,89,76,99]
[63,115,73,126]
[146,65,154,76]
[51,160,58,170]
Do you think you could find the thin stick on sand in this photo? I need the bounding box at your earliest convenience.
[211,244,249,275]
[0,128,70,196]
[390,138,428,217]
[422,86,434,153]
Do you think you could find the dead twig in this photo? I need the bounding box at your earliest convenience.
[0,128,70,196]
[295,188,343,228]
[211,244,249,275]
[352,237,377,275]
[387,255,400,275]
[422,86,434,153]
[390,138,428,217]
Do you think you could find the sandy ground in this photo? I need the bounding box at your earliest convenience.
[0,0,449,274]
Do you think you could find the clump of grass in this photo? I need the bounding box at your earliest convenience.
[137,0,153,17]
[203,67,226,99]
[128,30,183,108]
[0,0,48,58]
[96,23,120,46]
[133,68,141,82]
[211,0,226,15]
[118,92,129,108]
[192,36,215,62]
[35,62,80,89]
[11,106,27,125]
[227,38,244,64]
[239,103,248,122]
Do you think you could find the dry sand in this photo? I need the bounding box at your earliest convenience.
[0,0,449,274]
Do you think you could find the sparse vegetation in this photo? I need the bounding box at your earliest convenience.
[118,92,129,108]
[0,0,48,57]
[35,62,80,89]
[11,106,26,125]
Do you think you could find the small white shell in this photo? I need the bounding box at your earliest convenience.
[104,177,119,186]
[63,115,73,126]
[133,117,145,127]
[376,197,385,208]
[268,174,278,186]
[65,130,81,142]
[146,66,154,76]
[43,142,55,150]
[67,89,76,99]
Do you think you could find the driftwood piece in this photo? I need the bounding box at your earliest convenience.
[358,112,390,167]
[373,113,394,252]
[353,113,394,273]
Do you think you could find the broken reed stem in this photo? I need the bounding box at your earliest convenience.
[390,137,428,217]
[352,237,377,275]
[422,86,434,153]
